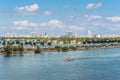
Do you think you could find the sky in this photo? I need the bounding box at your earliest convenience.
[0,0,120,36]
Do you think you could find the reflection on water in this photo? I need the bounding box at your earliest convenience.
[0,48,120,80]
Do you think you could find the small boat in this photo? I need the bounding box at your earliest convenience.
[64,56,74,61]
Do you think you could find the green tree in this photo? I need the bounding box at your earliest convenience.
[61,46,69,52]
[48,42,51,46]
[34,47,41,54]
[55,46,61,52]
[18,45,24,56]
[4,46,12,56]
[69,46,77,50]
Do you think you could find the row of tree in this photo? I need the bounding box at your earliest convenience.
[3,45,24,56]
[0,37,120,46]
[55,46,77,52]
[84,38,120,44]
[1,40,52,47]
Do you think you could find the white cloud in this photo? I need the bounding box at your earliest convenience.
[86,3,102,9]
[106,16,120,22]
[84,14,102,21]
[67,16,75,21]
[44,11,52,16]
[13,20,38,30]
[14,20,38,27]
[69,26,85,31]
[16,4,39,12]
[40,22,47,27]
[40,19,65,29]
[48,19,65,28]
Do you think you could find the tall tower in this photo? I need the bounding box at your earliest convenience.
[88,30,92,38]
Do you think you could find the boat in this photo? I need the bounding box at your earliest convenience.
[64,56,74,61]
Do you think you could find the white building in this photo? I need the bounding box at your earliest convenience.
[31,32,47,38]
[66,31,73,38]
[88,30,92,38]
[5,33,17,37]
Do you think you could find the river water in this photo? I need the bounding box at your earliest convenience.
[0,48,120,80]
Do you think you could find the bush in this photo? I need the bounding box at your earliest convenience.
[34,48,41,54]
[69,46,77,50]
[61,46,69,52]
[48,42,52,46]
[18,45,24,55]
[13,46,18,54]
[4,46,12,56]
[55,46,61,52]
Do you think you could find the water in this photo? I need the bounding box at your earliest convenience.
[0,48,120,80]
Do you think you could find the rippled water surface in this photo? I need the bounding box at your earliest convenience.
[0,48,120,80]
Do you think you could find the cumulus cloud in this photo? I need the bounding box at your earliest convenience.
[106,16,120,22]
[13,20,38,30]
[40,22,47,27]
[44,11,52,16]
[48,20,65,28]
[40,19,65,29]
[65,15,120,34]
[14,20,38,27]
[86,3,102,9]
[12,15,120,34]
[69,25,85,31]
[16,4,39,12]
[84,14,102,21]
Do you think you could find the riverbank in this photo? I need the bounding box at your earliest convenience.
[0,45,120,55]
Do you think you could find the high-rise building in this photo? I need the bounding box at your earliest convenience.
[30,32,47,38]
[66,31,73,38]
[88,30,92,38]
[31,32,41,37]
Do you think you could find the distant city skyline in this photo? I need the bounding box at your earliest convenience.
[1,32,120,38]
[0,0,120,35]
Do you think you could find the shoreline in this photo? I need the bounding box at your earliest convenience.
[0,45,120,55]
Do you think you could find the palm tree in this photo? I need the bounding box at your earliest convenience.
[13,46,17,54]
[16,40,20,45]
[18,45,24,56]
[40,42,44,46]
[34,46,41,54]
[48,42,51,46]
[4,46,12,56]
[48,42,52,49]
[2,40,6,46]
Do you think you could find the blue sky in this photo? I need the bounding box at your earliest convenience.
[0,0,120,36]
